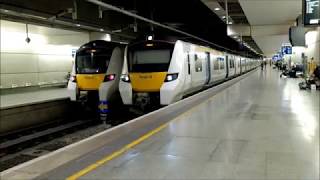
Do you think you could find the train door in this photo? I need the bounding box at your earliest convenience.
[240,58,242,73]
[184,52,192,92]
[205,52,211,84]
[225,55,229,78]
[191,53,204,89]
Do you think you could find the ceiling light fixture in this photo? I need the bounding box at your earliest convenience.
[76,24,81,27]
[100,28,104,32]
[214,7,220,11]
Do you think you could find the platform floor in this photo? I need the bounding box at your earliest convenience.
[41,67,319,180]
[0,88,68,109]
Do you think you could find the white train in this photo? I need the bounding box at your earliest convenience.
[119,39,260,109]
[67,40,124,120]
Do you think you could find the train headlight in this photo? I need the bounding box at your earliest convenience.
[104,74,116,82]
[165,73,178,82]
[70,75,77,82]
[120,74,130,82]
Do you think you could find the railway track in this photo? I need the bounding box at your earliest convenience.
[0,104,138,172]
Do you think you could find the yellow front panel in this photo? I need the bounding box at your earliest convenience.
[129,72,167,92]
[76,74,105,90]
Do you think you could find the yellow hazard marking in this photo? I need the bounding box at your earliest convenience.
[76,74,105,90]
[129,72,167,92]
[66,122,169,180]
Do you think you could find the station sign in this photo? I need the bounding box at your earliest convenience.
[303,0,320,26]
[272,54,281,61]
[281,46,292,55]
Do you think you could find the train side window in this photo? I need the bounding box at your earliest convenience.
[232,58,235,68]
[220,58,225,69]
[194,54,202,72]
[214,58,219,70]
[187,53,191,75]
[230,58,234,68]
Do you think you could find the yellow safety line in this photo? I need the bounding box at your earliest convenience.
[66,70,255,180]
[66,122,169,180]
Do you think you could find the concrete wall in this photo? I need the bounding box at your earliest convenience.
[0,20,90,89]
[283,27,319,67]
[305,27,320,64]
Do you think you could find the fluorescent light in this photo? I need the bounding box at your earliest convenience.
[228,22,233,25]
[75,24,81,27]
[104,34,111,41]
[310,19,319,24]
[214,7,220,11]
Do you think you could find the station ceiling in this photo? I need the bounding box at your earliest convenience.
[0,0,262,57]
[239,0,302,57]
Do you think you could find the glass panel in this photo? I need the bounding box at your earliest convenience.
[195,54,202,72]
[76,50,111,74]
[220,57,225,69]
[214,58,219,70]
[128,49,171,72]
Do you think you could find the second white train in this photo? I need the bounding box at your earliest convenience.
[119,39,260,109]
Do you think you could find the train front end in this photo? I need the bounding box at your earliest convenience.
[119,40,179,111]
[68,40,121,120]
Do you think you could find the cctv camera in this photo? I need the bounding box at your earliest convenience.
[25,37,31,43]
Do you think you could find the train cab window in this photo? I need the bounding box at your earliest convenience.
[214,58,219,70]
[129,49,171,72]
[76,49,112,74]
[194,54,202,72]
[127,41,174,72]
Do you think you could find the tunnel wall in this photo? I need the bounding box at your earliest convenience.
[0,20,89,89]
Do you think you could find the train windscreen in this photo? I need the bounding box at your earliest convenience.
[76,49,112,74]
[127,41,174,72]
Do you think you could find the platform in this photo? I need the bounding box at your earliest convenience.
[0,88,68,109]
[2,67,319,180]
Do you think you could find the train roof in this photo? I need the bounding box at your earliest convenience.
[130,34,261,59]
[77,40,123,53]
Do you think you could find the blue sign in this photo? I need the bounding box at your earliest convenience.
[281,46,292,55]
[272,54,279,61]
[272,53,283,61]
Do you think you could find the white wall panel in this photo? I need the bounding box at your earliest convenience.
[0,20,89,89]
[1,73,38,88]
[305,28,320,64]
[38,55,73,72]
[1,53,38,73]
[48,34,89,46]
[39,72,69,84]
